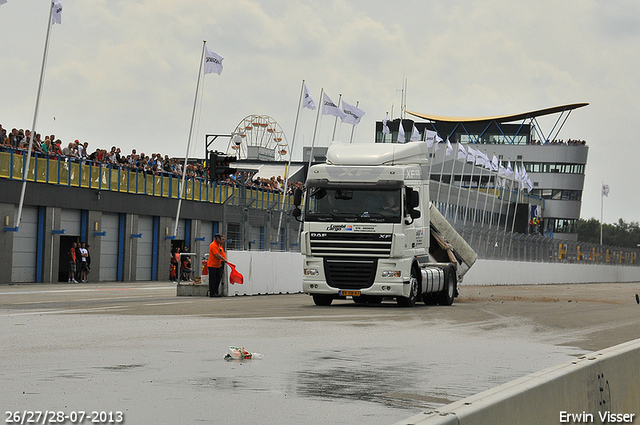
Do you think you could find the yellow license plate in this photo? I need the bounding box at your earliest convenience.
[339,290,361,297]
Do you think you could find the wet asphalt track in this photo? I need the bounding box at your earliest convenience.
[2,281,640,425]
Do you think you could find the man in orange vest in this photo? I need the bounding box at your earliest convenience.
[207,234,227,297]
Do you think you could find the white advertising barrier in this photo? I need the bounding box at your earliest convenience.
[225,251,303,296]
[393,338,640,425]
[464,259,640,285]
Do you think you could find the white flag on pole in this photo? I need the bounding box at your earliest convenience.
[498,161,507,176]
[467,146,477,163]
[52,0,63,25]
[397,120,405,143]
[302,83,316,110]
[602,183,610,197]
[382,113,390,134]
[457,144,467,161]
[322,93,346,119]
[425,130,437,147]
[410,125,420,142]
[506,161,513,177]
[520,168,529,191]
[204,47,224,75]
[434,133,443,151]
[341,100,365,125]
[445,138,453,156]
[491,155,499,172]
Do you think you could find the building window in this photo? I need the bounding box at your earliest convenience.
[544,218,577,233]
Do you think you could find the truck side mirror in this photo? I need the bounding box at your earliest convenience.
[411,209,421,219]
[291,207,301,218]
[293,188,303,207]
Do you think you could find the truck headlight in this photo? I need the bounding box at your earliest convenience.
[382,270,401,278]
[304,269,319,276]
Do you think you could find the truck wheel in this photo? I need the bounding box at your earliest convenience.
[438,267,456,306]
[423,293,438,306]
[397,267,419,307]
[313,295,333,306]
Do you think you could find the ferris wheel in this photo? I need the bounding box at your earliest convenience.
[227,115,290,161]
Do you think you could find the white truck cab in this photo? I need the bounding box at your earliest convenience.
[292,141,476,307]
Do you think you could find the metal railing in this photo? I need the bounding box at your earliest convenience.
[456,225,638,266]
[0,149,295,211]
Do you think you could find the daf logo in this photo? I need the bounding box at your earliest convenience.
[310,233,327,238]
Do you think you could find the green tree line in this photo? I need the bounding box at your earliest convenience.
[577,218,640,248]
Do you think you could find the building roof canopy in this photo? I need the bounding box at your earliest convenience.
[406,103,589,124]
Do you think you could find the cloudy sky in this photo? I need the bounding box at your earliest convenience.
[1,0,639,224]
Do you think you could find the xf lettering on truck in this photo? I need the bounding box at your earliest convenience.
[404,169,421,179]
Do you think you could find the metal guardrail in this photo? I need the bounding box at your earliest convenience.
[456,225,639,266]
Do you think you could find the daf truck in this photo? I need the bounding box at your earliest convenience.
[292,141,477,307]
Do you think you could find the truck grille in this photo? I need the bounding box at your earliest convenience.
[324,258,378,290]
[309,232,392,258]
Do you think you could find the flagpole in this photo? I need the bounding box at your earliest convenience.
[503,160,514,232]
[481,150,492,227]
[446,143,458,220]
[174,40,207,238]
[489,155,499,229]
[14,1,56,230]
[453,145,466,224]
[436,140,447,207]
[463,150,476,226]
[349,101,359,144]
[308,88,324,171]
[509,162,522,236]
[600,181,604,245]
[276,80,306,243]
[427,138,435,187]
[331,93,342,141]
[472,153,485,225]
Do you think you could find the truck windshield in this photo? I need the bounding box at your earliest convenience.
[305,187,402,223]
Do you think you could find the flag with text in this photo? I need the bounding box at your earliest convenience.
[204,47,224,75]
[52,0,63,25]
[322,93,346,119]
[341,100,365,125]
[303,83,316,110]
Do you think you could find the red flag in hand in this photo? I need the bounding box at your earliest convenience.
[227,262,244,284]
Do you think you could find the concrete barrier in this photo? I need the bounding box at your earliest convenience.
[393,338,640,425]
[464,259,640,285]
[176,253,640,297]
[177,251,304,297]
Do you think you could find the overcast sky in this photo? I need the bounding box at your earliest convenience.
[1,0,639,224]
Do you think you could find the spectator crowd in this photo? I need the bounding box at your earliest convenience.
[1,122,303,194]
[531,138,587,146]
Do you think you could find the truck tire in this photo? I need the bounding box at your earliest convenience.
[397,267,419,307]
[313,294,333,306]
[438,267,456,306]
